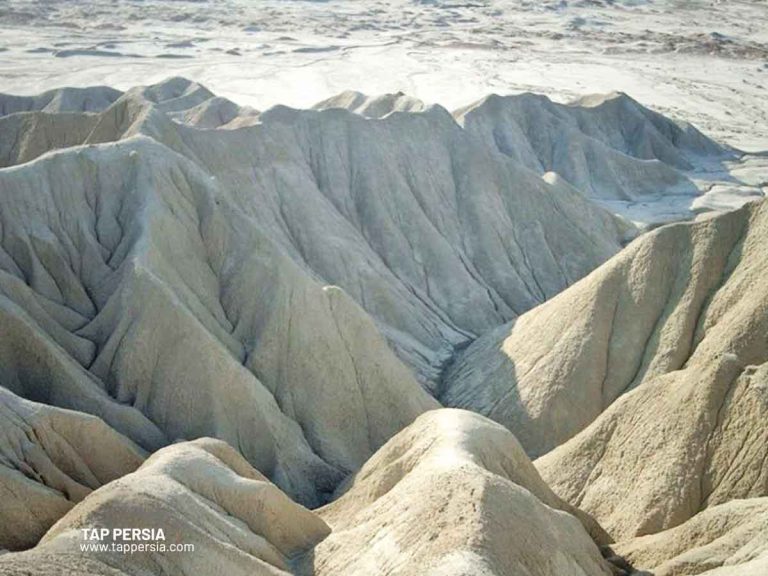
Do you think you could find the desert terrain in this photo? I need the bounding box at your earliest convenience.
[0,1,766,575]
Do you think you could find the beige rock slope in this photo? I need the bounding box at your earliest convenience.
[442,198,768,539]
[0,387,144,551]
[612,498,768,576]
[538,350,768,540]
[314,90,427,118]
[304,409,613,576]
[465,199,768,539]
[443,199,766,456]
[695,556,768,576]
[0,438,331,576]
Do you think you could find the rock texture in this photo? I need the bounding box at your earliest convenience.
[0,387,144,551]
[484,199,768,539]
[168,96,259,129]
[0,134,439,505]
[0,78,631,390]
[538,351,768,540]
[0,112,100,168]
[0,438,331,576]
[443,197,768,540]
[1,77,763,575]
[443,199,767,456]
[613,498,768,576]
[0,78,635,510]
[0,416,618,576]
[0,86,121,116]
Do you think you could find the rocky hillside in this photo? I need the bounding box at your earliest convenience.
[442,198,768,543]
[0,77,765,576]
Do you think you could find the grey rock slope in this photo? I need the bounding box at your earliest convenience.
[455,91,729,201]
[0,387,144,551]
[0,76,636,500]
[0,134,443,506]
[168,96,260,129]
[0,112,100,168]
[3,78,759,567]
[0,439,331,576]
[0,86,122,116]
[0,78,631,388]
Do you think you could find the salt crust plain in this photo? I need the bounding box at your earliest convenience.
[0,0,766,150]
[1,0,766,225]
[0,1,767,576]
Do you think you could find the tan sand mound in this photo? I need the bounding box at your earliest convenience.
[0,387,144,551]
[304,409,613,576]
[613,498,768,576]
[0,438,330,576]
